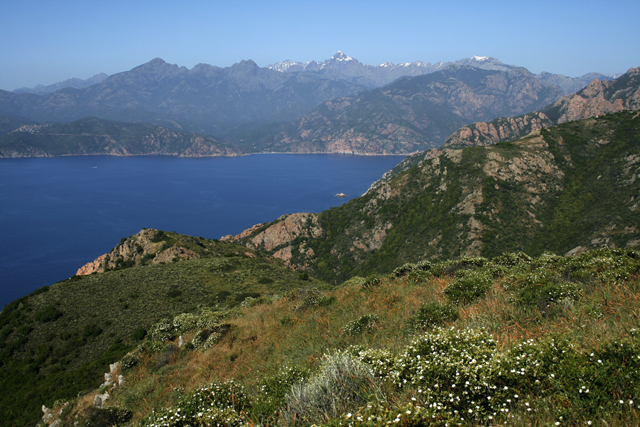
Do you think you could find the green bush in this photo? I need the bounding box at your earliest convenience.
[251,366,310,423]
[443,269,493,304]
[34,306,63,323]
[342,314,379,336]
[360,275,381,290]
[408,302,459,330]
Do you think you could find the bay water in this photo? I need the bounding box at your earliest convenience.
[0,154,404,309]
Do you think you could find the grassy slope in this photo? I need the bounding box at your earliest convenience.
[53,247,640,426]
[0,234,322,427]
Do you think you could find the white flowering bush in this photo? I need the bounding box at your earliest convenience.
[172,313,199,333]
[142,380,249,427]
[142,406,246,427]
[350,347,398,379]
[120,351,140,371]
[148,320,176,350]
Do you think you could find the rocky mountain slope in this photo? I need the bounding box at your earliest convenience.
[0,116,242,157]
[442,66,640,150]
[224,111,640,282]
[240,66,564,154]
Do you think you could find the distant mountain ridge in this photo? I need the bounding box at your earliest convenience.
[269,52,619,94]
[0,53,626,157]
[0,58,369,137]
[12,73,109,95]
[0,116,242,158]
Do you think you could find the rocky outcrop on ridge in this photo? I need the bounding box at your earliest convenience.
[442,112,553,149]
[76,228,264,275]
[222,213,323,266]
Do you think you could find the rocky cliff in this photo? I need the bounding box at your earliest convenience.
[221,212,322,267]
[442,66,640,150]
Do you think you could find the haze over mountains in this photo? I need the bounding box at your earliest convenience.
[0,52,624,157]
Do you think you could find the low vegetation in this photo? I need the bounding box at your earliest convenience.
[0,234,324,427]
[33,246,640,426]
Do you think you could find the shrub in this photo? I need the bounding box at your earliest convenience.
[83,407,133,427]
[251,366,310,422]
[360,275,381,290]
[288,287,335,311]
[284,351,383,426]
[518,281,583,311]
[408,302,459,331]
[34,306,63,323]
[443,269,493,304]
[148,319,176,348]
[350,347,398,379]
[120,352,139,371]
[342,314,379,336]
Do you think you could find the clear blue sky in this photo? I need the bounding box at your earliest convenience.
[1,0,638,91]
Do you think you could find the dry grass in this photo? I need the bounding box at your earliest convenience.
[77,251,640,425]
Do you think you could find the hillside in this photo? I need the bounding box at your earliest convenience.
[34,247,640,426]
[442,66,640,150]
[225,111,640,283]
[0,116,242,158]
[0,230,323,427]
[237,66,564,154]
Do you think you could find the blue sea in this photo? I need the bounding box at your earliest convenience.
[0,154,405,309]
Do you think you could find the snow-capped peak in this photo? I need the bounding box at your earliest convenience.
[472,55,490,62]
[332,51,354,61]
[380,61,394,67]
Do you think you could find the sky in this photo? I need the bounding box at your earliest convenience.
[1,0,639,91]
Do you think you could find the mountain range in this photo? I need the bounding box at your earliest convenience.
[269,52,618,94]
[12,73,109,95]
[0,53,623,158]
[238,65,565,154]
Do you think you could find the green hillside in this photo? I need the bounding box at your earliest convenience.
[229,111,640,283]
[31,247,640,426]
[0,231,323,427]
